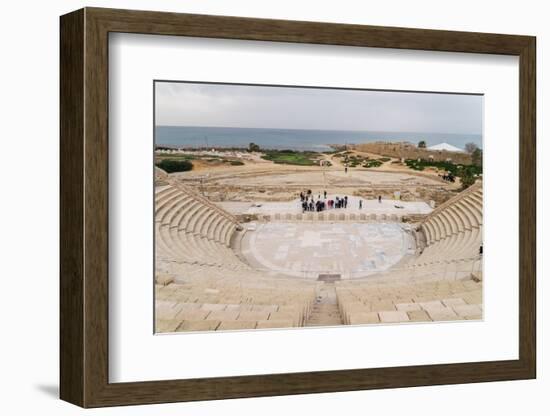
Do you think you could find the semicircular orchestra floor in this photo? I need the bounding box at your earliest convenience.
[239,222,416,280]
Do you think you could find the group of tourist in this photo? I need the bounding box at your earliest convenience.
[299,190,351,213]
[299,190,384,213]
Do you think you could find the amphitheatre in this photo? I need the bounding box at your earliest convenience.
[155,146,483,333]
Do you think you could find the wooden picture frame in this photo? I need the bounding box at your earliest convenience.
[60,7,536,408]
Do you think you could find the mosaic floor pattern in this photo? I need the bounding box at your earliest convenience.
[242,222,414,279]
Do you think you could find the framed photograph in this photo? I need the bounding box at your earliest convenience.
[60,7,536,407]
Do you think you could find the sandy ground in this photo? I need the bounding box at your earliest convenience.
[171,149,460,188]
[168,149,461,205]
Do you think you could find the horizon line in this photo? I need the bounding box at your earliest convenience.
[155,124,482,137]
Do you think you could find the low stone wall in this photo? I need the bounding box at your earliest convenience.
[258,212,405,222]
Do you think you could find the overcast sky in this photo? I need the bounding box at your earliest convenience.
[155,82,483,135]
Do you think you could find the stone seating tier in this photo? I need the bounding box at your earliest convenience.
[336,279,482,325]
[153,171,483,332]
[155,184,244,269]
[411,183,482,270]
[155,275,318,331]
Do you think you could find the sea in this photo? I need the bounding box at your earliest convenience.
[155,126,482,152]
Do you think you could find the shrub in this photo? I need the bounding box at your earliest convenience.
[405,158,482,177]
[460,172,476,189]
[363,160,382,168]
[155,159,193,173]
[229,160,245,166]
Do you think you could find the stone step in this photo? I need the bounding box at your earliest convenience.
[305,285,343,326]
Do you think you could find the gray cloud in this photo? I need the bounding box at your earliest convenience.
[155,82,482,135]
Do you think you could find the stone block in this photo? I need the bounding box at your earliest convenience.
[238,311,270,321]
[224,304,243,311]
[251,304,279,313]
[178,320,221,331]
[201,303,227,311]
[379,311,409,323]
[442,298,467,308]
[256,319,294,329]
[370,300,396,312]
[426,307,459,321]
[269,311,299,325]
[395,302,422,312]
[207,310,240,321]
[217,321,257,331]
[407,310,431,322]
[419,300,445,310]
[348,312,380,325]
[452,304,482,319]
[155,319,183,333]
[461,291,483,304]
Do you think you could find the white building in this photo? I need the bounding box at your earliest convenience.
[427,142,465,153]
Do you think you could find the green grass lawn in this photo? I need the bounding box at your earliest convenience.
[155,153,196,160]
[156,153,247,165]
[261,150,320,166]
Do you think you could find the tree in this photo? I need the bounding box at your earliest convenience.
[418,140,427,149]
[464,142,478,154]
[248,142,260,152]
[471,148,483,167]
[460,172,476,190]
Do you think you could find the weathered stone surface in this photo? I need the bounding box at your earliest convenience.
[217,321,257,331]
[395,302,422,312]
[426,307,458,321]
[442,298,467,308]
[207,310,240,321]
[379,311,410,323]
[237,311,270,321]
[256,320,294,329]
[155,319,183,333]
[178,320,221,331]
[453,304,482,319]
[348,312,380,325]
[407,310,431,322]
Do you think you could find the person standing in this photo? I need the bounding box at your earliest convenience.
[359,199,362,209]
[378,195,382,203]
[324,190,327,199]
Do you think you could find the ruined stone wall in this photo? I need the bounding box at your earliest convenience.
[354,142,473,164]
[353,186,457,205]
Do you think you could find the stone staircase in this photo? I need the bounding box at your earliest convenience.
[305,284,343,326]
